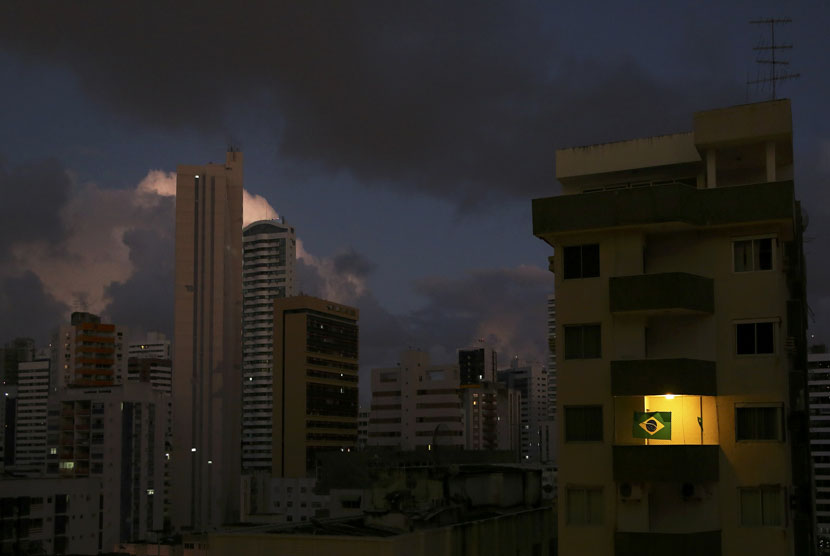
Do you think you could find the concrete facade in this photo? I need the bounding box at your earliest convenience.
[52,312,127,389]
[242,220,296,473]
[498,358,551,462]
[172,150,243,530]
[533,100,812,555]
[809,352,830,540]
[12,357,50,474]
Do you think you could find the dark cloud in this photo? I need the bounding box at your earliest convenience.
[332,249,376,277]
[0,272,67,345]
[0,157,70,259]
[104,225,174,338]
[0,2,740,204]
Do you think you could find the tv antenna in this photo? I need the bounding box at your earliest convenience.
[747,18,799,101]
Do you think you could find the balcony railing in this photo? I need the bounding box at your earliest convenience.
[615,531,721,556]
[609,273,713,314]
[613,445,719,482]
[611,359,716,396]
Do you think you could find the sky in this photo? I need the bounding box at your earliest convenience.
[1,2,829,398]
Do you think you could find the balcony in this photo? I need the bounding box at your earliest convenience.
[615,531,721,556]
[532,180,794,236]
[613,445,719,482]
[611,359,716,396]
[609,273,713,314]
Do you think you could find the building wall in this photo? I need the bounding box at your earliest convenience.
[242,220,296,473]
[534,100,811,556]
[13,358,49,474]
[809,352,830,537]
[172,150,243,530]
[272,296,359,478]
[53,313,127,389]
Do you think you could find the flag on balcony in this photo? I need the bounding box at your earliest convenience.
[633,411,671,440]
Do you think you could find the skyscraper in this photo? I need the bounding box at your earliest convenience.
[272,296,358,478]
[242,220,296,473]
[172,150,243,530]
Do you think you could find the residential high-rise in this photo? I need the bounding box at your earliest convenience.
[45,383,168,548]
[272,296,359,478]
[809,351,830,541]
[0,337,34,386]
[172,150,243,530]
[52,312,127,389]
[128,331,171,360]
[368,349,519,453]
[498,358,549,462]
[532,100,812,555]
[242,219,296,473]
[458,344,497,386]
[13,355,50,474]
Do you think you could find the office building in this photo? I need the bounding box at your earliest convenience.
[532,99,812,555]
[172,149,244,530]
[52,312,127,389]
[809,351,830,539]
[242,219,296,472]
[45,382,167,548]
[272,296,359,478]
[498,358,550,462]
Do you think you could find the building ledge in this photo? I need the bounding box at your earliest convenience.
[611,359,716,396]
[609,273,714,314]
[613,445,719,482]
[615,530,721,556]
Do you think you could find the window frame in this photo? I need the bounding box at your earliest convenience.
[739,485,786,527]
[565,486,604,526]
[732,235,776,273]
[564,405,603,443]
[735,403,785,443]
[563,324,602,360]
[562,244,600,280]
[734,319,778,356]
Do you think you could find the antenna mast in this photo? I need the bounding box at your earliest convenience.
[747,18,799,100]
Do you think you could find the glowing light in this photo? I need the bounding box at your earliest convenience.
[208,460,213,464]
[664,394,675,400]
[195,174,200,178]
[191,448,197,452]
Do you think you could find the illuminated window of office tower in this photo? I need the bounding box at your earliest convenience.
[242,220,296,472]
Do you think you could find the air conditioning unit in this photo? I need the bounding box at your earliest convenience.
[619,482,644,502]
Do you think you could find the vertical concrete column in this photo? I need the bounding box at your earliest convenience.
[766,141,777,182]
[706,149,717,188]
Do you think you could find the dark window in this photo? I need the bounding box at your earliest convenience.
[563,244,600,279]
[565,406,603,442]
[740,486,783,526]
[564,325,601,359]
[736,406,783,441]
[734,238,774,272]
[736,322,774,355]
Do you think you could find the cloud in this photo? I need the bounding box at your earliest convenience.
[0,271,67,345]
[0,2,742,205]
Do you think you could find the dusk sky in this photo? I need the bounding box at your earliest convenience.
[1,2,829,396]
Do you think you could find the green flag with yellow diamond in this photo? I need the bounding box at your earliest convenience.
[633,411,671,440]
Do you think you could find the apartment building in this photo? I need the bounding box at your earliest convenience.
[532,100,812,555]
[12,357,50,474]
[272,296,359,478]
[498,358,550,462]
[52,312,127,389]
[45,383,168,549]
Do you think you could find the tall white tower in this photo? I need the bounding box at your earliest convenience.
[241,220,296,472]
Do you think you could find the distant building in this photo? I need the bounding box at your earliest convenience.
[12,356,50,474]
[242,219,296,473]
[172,150,244,530]
[547,294,557,417]
[810,352,830,539]
[0,385,17,473]
[457,344,497,386]
[533,99,812,555]
[0,337,34,386]
[461,380,520,453]
[0,477,104,555]
[498,358,549,462]
[128,331,171,360]
[52,312,127,389]
[45,382,168,548]
[357,409,369,449]
[272,296,359,478]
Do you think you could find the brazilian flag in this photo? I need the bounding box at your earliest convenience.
[633,411,671,440]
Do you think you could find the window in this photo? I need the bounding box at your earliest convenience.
[736,405,783,441]
[740,486,784,526]
[566,487,603,525]
[734,238,774,272]
[564,325,601,359]
[563,244,600,279]
[736,322,775,355]
[565,406,603,442]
